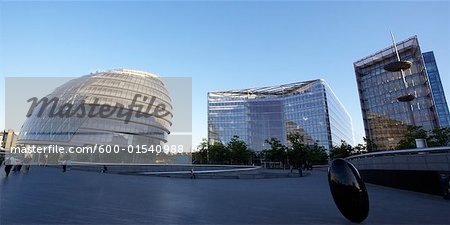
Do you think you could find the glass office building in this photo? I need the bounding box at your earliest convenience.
[208,79,354,152]
[354,36,444,150]
[423,51,450,128]
[17,69,172,163]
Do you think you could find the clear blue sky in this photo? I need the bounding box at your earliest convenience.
[1,1,449,147]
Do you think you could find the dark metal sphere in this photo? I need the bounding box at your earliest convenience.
[384,61,412,72]
[328,159,369,223]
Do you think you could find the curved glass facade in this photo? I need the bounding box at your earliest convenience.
[17,69,172,163]
[208,79,354,152]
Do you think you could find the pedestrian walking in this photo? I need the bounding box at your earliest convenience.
[0,153,4,167]
[101,165,108,173]
[190,168,196,179]
[23,156,32,174]
[62,160,67,172]
[67,159,72,171]
[4,158,12,177]
[14,164,22,173]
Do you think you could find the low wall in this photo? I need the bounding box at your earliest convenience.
[358,169,448,196]
[49,163,308,179]
[349,153,450,171]
[347,147,450,198]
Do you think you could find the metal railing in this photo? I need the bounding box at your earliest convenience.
[346,146,450,160]
[346,146,450,172]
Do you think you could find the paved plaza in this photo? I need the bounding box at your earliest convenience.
[1,167,450,224]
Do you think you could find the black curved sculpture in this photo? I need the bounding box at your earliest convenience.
[328,159,369,223]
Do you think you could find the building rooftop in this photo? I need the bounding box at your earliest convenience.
[89,69,161,79]
[354,35,419,68]
[209,79,320,97]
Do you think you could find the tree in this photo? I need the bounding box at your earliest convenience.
[192,139,208,164]
[305,142,328,164]
[287,132,308,167]
[354,143,366,155]
[330,140,353,159]
[428,128,450,147]
[208,142,229,164]
[262,136,329,167]
[227,136,252,165]
[262,137,288,165]
[363,137,378,152]
[396,125,428,150]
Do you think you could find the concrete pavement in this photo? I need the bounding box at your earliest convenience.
[1,167,449,224]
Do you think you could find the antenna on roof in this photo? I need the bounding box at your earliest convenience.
[390,31,401,62]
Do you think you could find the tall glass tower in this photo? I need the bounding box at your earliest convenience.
[354,36,445,150]
[208,79,354,152]
[423,51,450,128]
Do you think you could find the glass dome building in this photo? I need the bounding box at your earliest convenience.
[17,69,172,164]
